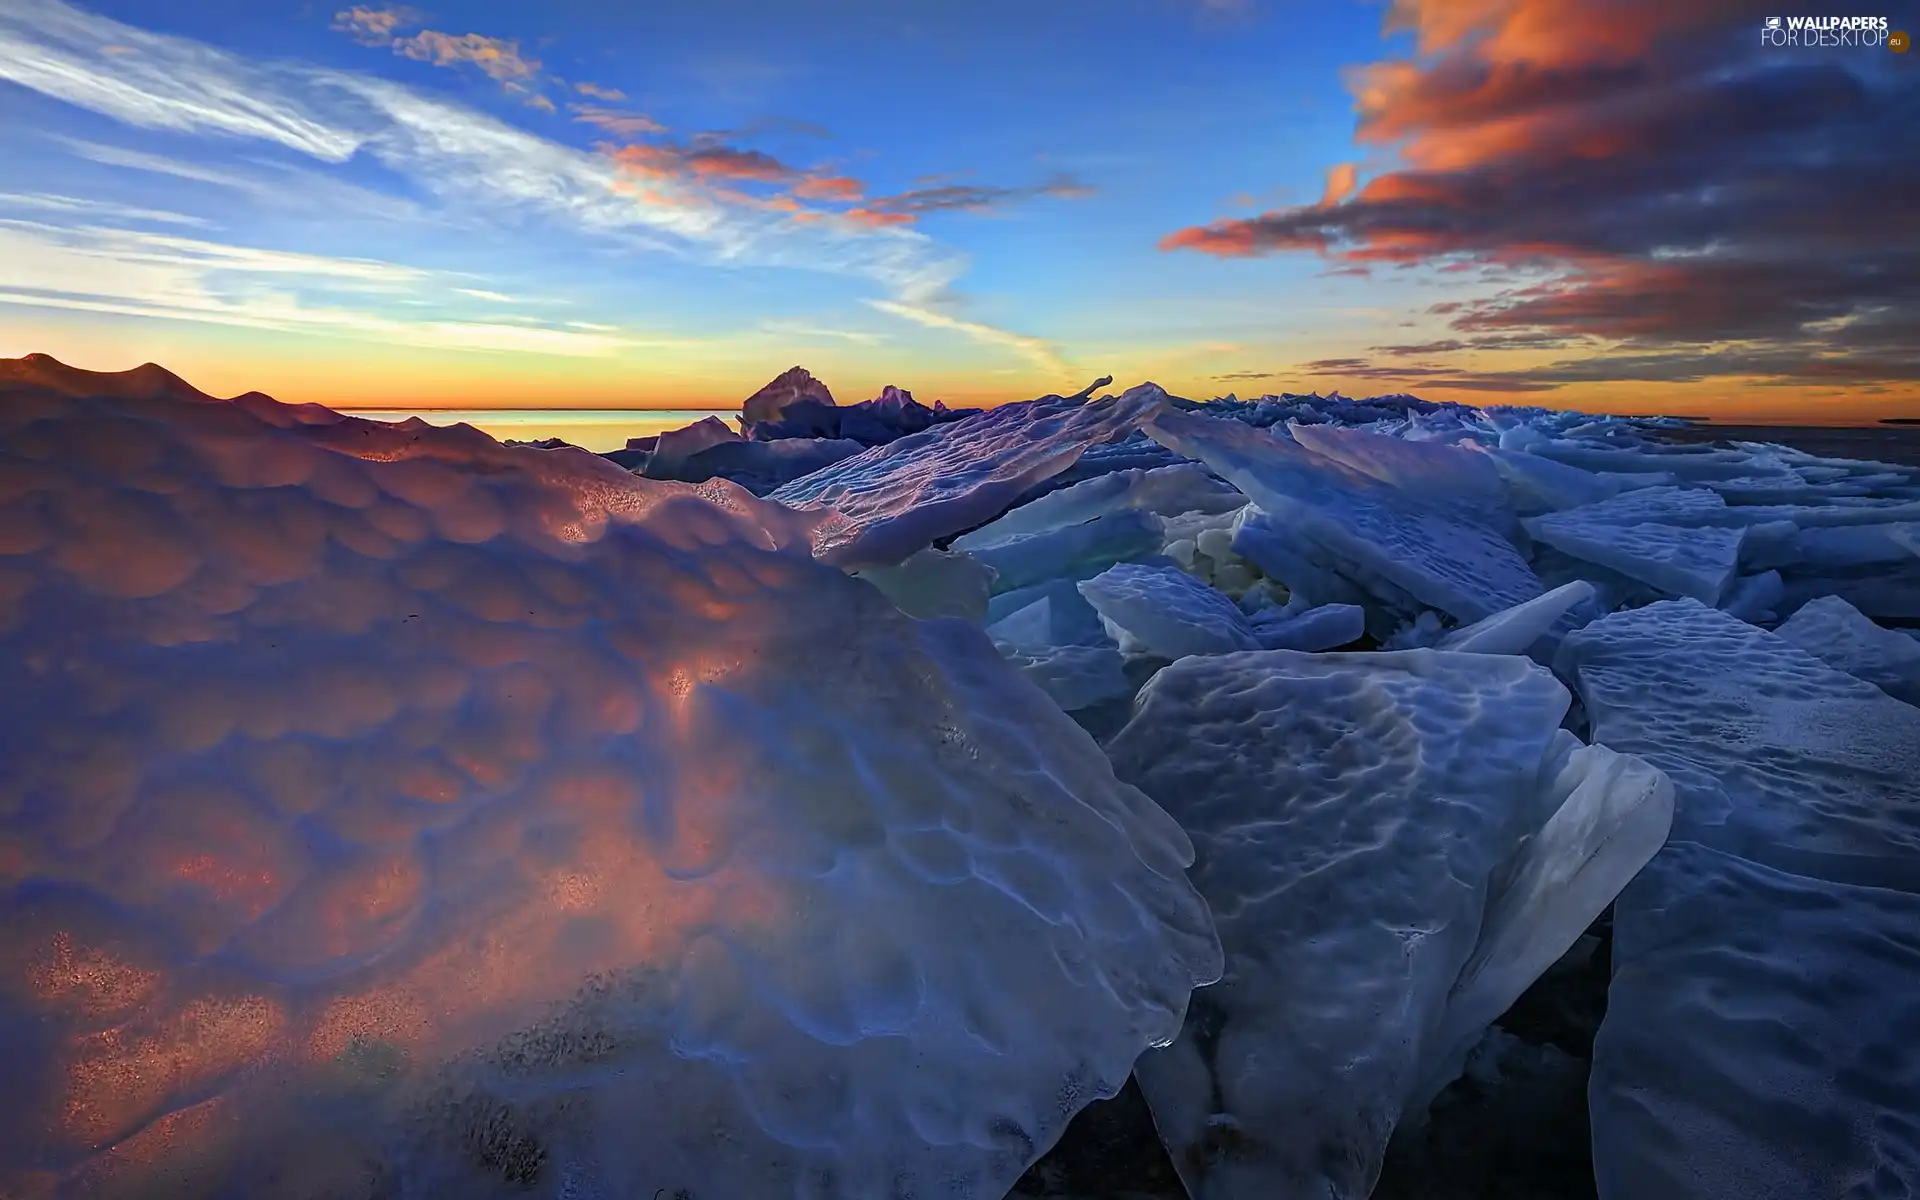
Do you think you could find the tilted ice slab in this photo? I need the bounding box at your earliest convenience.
[1076,562,1262,658]
[1557,599,1920,892]
[1147,409,1542,623]
[1523,492,1747,603]
[1245,601,1365,652]
[1775,594,1920,706]
[967,508,1166,595]
[951,461,1243,552]
[770,384,1170,568]
[1592,840,1920,1200]
[0,389,1222,1200]
[1286,420,1512,523]
[1437,580,1598,656]
[853,546,997,622]
[1105,650,1669,1200]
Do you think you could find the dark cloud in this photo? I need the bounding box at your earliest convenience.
[860,174,1095,219]
[1160,0,1919,390]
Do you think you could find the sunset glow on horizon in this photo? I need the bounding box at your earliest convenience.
[0,0,1912,425]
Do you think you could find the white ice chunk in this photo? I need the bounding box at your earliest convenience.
[1229,504,1377,611]
[951,461,1242,551]
[1107,649,1582,1200]
[1465,443,1630,514]
[1592,840,1920,1200]
[1076,562,1261,659]
[1416,735,1673,1107]
[770,383,1169,568]
[1147,411,1543,622]
[853,546,996,622]
[1247,602,1365,652]
[0,389,1222,1200]
[1438,580,1597,655]
[1524,498,1746,603]
[646,414,743,473]
[1775,594,1920,706]
[1743,521,1920,572]
[1557,598,1920,891]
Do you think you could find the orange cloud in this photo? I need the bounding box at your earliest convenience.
[574,81,627,101]
[390,29,541,85]
[1158,0,1920,394]
[793,175,863,202]
[843,207,915,228]
[330,5,421,46]
[1319,162,1358,206]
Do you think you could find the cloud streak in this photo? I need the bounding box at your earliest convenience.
[0,0,1077,375]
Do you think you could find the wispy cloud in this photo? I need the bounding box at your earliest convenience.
[570,104,666,137]
[0,0,1065,374]
[758,319,885,346]
[868,299,1067,375]
[453,287,517,302]
[573,80,626,101]
[0,219,633,356]
[851,175,1095,225]
[0,190,208,226]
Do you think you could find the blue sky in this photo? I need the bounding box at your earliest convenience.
[1,0,1913,420]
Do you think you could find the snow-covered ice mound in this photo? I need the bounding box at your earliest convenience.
[1592,840,1920,1200]
[0,388,1222,1199]
[1775,593,1920,706]
[769,383,1170,569]
[1557,598,1920,892]
[1103,649,1670,1200]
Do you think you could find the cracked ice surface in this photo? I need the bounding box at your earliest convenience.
[1592,841,1920,1200]
[1774,594,1920,706]
[1147,409,1543,623]
[769,384,1170,569]
[1557,598,1920,892]
[0,389,1222,1199]
[1105,649,1667,1200]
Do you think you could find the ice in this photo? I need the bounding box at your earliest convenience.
[0,388,1222,1199]
[645,415,742,474]
[1245,601,1365,652]
[739,364,836,427]
[967,508,1167,595]
[769,384,1170,569]
[1147,409,1543,623]
[950,462,1243,552]
[1557,599,1920,892]
[1464,443,1633,514]
[1591,841,1920,1200]
[1075,562,1262,659]
[1523,498,1747,604]
[853,546,997,623]
[1437,580,1597,655]
[1286,421,1512,523]
[1227,504,1376,611]
[1743,521,1920,572]
[1416,733,1673,1107]
[983,598,1134,712]
[1775,594,1920,706]
[1105,649,1657,1200]
[651,436,865,493]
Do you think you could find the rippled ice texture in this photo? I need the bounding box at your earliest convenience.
[0,388,1222,1199]
[1593,840,1920,1200]
[1105,649,1664,1200]
[1557,598,1920,892]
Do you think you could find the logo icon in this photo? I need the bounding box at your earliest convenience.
[1765,16,1781,29]
[1893,29,1911,51]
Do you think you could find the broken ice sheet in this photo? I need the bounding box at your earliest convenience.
[1147,409,1543,623]
[0,389,1222,1200]
[1557,598,1920,892]
[1774,593,1920,706]
[769,383,1170,569]
[1106,649,1657,1200]
[1076,562,1262,659]
[1592,840,1920,1200]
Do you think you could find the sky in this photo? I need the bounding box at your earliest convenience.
[0,0,1913,422]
